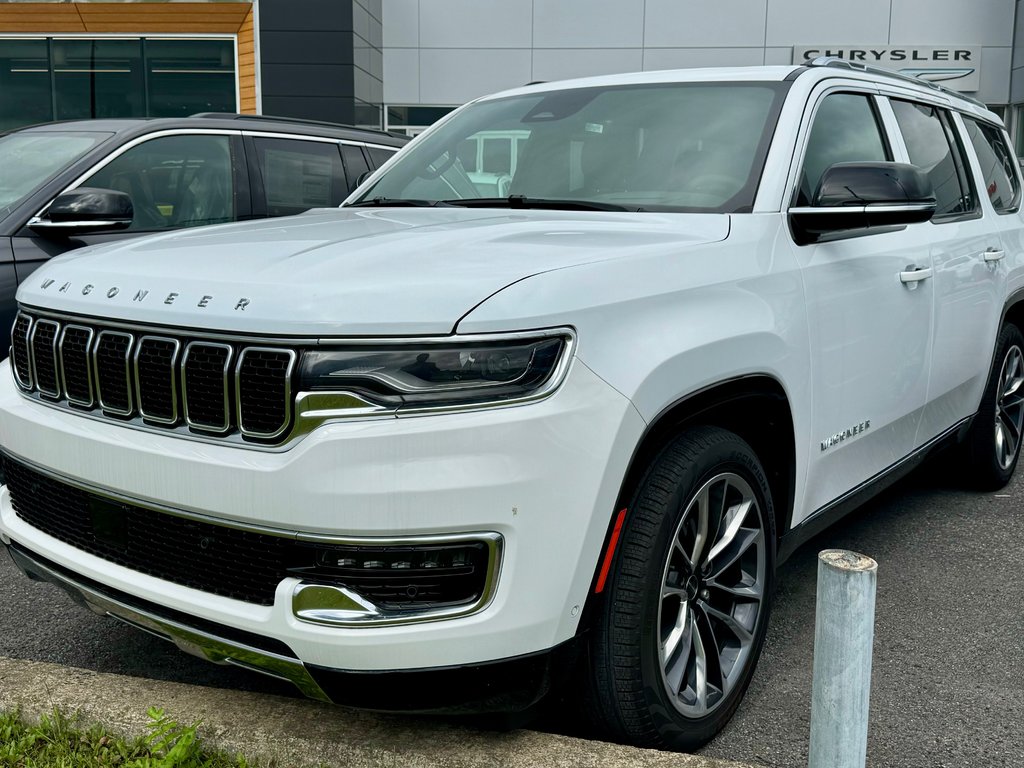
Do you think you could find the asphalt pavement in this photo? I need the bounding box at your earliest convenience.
[1,456,1022,767]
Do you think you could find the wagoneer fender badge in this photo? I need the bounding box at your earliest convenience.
[39,278,251,311]
[821,420,871,452]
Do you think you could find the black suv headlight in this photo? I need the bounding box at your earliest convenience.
[298,332,572,411]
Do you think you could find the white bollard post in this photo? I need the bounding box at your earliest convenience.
[808,549,878,768]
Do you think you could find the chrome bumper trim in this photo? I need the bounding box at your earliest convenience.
[5,542,331,703]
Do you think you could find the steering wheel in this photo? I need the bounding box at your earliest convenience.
[418,150,457,180]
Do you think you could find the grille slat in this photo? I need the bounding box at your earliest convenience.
[11,314,33,390]
[10,312,295,444]
[135,337,180,424]
[237,348,296,438]
[31,320,60,398]
[183,342,232,432]
[59,325,94,407]
[95,331,134,415]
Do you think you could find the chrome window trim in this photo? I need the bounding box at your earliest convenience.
[27,129,242,228]
[182,341,233,434]
[235,346,297,439]
[94,330,135,416]
[30,318,62,399]
[10,312,34,391]
[58,324,95,407]
[133,335,181,426]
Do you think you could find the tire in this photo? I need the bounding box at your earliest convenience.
[963,323,1024,490]
[584,426,775,751]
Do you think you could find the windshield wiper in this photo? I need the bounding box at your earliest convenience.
[441,195,636,212]
[346,197,453,207]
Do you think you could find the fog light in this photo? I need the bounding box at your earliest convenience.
[289,533,502,626]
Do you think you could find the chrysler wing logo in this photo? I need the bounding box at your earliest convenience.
[899,67,975,83]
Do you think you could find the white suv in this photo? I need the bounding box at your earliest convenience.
[2,60,1022,751]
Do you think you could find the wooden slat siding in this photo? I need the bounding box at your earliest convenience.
[237,6,256,112]
[0,4,251,34]
[77,4,250,34]
[0,6,85,32]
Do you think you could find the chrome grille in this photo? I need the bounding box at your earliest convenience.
[11,314,32,389]
[95,331,134,415]
[10,311,297,444]
[237,348,296,438]
[31,319,60,398]
[135,336,180,424]
[60,325,95,406]
[183,342,232,432]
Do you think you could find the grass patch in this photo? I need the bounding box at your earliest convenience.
[0,706,252,767]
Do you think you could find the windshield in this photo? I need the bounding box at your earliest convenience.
[0,131,111,223]
[351,82,788,213]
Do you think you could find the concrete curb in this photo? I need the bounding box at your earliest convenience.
[0,656,759,768]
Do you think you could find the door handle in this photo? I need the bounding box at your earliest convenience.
[899,266,933,285]
[983,248,1006,263]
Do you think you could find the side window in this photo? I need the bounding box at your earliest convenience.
[252,137,347,216]
[798,93,890,205]
[340,144,370,190]
[890,100,976,219]
[82,134,236,231]
[963,117,1021,214]
[365,147,397,170]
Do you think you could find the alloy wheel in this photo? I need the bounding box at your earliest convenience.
[658,472,766,718]
[995,344,1024,471]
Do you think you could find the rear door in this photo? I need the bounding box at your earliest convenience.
[884,99,1004,445]
[245,135,349,218]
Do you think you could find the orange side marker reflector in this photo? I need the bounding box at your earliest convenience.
[594,508,627,594]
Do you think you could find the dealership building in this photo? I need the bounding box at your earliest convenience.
[3,0,1024,149]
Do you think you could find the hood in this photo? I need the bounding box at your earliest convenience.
[18,208,729,336]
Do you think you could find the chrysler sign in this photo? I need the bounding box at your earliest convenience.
[793,46,982,92]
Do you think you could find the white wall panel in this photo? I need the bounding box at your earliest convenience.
[643,47,766,70]
[644,0,767,48]
[980,46,1012,104]
[383,0,419,48]
[765,0,891,46]
[890,0,1013,47]
[533,0,644,48]
[533,48,643,81]
[764,46,795,65]
[383,47,419,103]
[419,48,532,103]
[419,0,532,48]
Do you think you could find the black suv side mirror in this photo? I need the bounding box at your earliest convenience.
[789,162,937,245]
[29,188,134,237]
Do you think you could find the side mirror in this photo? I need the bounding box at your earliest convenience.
[29,187,134,237]
[789,162,937,245]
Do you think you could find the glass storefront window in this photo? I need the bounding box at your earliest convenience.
[0,39,53,131]
[0,37,237,131]
[52,38,145,121]
[146,39,235,117]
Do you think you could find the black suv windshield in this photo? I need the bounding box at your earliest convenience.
[351,82,788,213]
[0,130,111,223]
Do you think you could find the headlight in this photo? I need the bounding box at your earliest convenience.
[298,332,572,411]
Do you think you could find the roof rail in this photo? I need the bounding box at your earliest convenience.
[189,112,399,135]
[804,56,988,110]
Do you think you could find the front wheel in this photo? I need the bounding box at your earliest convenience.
[962,323,1024,490]
[584,426,775,751]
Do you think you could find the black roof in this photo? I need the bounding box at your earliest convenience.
[15,113,409,147]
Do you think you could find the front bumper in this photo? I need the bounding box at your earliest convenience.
[5,542,578,713]
[0,356,644,679]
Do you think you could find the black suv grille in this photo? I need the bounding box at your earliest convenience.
[10,311,297,444]
[3,455,291,605]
